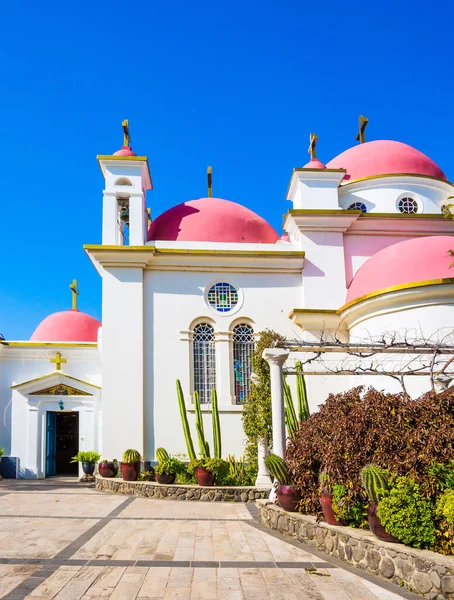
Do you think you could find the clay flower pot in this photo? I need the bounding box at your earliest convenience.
[320,493,347,526]
[120,461,140,481]
[195,466,215,486]
[277,485,301,512]
[368,503,400,543]
[98,462,119,478]
[155,473,176,484]
[82,461,96,476]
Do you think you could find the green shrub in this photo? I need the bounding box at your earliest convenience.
[71,451,101,463]
[188,458,229,479]
[428,461,454,494]
[332,484,367,528]
[176,470,197,485]
[436,489,454,527]
[377,476,436,548]
[434,489,454,555]
[154,457,186,476]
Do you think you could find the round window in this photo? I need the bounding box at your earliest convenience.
[398,197,418,214]
[206,282,239,313]
[347,202,367,213]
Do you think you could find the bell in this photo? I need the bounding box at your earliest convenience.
[119,208,129,226]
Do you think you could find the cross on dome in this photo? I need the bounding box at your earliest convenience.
[69,279,79,310]
[207,166,213,198]
[122,119,130,147]
[356,115,368,144]
[308,133,318,159]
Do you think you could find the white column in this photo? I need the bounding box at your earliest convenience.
[255,437,272,487]
[216,331,234,405]
[262,348,289,458]
[102,192,121,245]
[129,192,146,246]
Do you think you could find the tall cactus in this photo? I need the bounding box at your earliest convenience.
[265,453,291,485]
[361,464,389,504]
[176,379,196,461]
[211,388,222,459]
[156,448,169,464]
[295,360,310,421]
[194,391,210,458]
[284,379,298,437]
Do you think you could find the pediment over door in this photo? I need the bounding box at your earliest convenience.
[11,372,101,397]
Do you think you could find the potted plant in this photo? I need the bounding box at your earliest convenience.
[265,453,301,512]
[120,449,141,481]
[361,464,399,542]
[154,448,185,484]
[319,470,346,525]
[98,458,119,478]
[188,458,227,486]
[71,451,101,476]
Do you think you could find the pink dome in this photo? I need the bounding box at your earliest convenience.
[302,158,326,169]
[147,197,280,244]
[113,146,137,157]
[30,310,101,343]
[346,236,454,303]
[326,140,446,182]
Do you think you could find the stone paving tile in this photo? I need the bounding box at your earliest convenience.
[0,564,39,598]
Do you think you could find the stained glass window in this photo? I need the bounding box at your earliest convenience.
[193,323,216,404]
[347,202,367,213]
[398,197,418,214]
[233,324,255,405]
[207,282,239,313]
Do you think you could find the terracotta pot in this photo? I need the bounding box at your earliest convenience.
[120,461,140,481]
[368,503,400,543]
[82,461,96,475]
[320,493,347,526]
[98,462,119,478]
[277,485,301,512]
[155,473,176,484]
[195,466,215,486]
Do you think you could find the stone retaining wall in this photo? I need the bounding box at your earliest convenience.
[96,476,269,503]
[257,499,454,599]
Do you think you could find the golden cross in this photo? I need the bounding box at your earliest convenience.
[122,119,130,147]
[207,166,212,198]
[50,352,67,371]
[356,115,368,144]
[147,207,152,227]
[69,279,79,310]
[308,133,318,159]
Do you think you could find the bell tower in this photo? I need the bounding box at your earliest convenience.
[97,120,153,246]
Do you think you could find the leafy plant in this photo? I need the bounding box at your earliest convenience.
[377,476,436,548]
[0,448,4,457]
[434,489,454,555]
[361,464,389,504]
[176,470,197,485]
[332,484,367,528]
[188,458,228,478]
[176,379,196,461]
[436,489,454,527]
[71,451,101,463]
[100,458,117,464]
[138,471,154,481]
[222,455,251,486]
[265,453,291,485]
[154,457,186,476]
[428,460,454,493]
[122,449,141,463]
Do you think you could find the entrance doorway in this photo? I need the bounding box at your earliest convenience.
[46,412,79,476]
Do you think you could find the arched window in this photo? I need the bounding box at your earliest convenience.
[193,323,216,404]
[398,197,418,214]
[233,324,255,404]
[347,202,367,213]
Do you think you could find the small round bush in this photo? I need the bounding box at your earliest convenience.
[436,489,454,527]
[377,476,436,548]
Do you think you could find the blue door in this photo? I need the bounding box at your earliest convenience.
[46,412,57,477]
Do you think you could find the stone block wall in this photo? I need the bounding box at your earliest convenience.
[96,476,269,502]
[257,500,454,599]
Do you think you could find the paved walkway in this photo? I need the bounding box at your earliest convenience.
[0,479,418,599]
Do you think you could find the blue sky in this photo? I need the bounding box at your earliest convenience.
[1,0,453,339]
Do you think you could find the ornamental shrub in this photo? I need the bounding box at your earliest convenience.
[286,386,454,515]
[434,489,454,555]
[436,489,454,527]
[377,476,436,548]
[332,484,368,528]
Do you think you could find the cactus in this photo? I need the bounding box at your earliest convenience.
[176,379,196,461]
[265,453,291,485]
[122,449,141,463]
[194,390,210,458]
[156,448,169,464]
[194,391,205,438]
[211,388,222,459]
[361,464,390,504]
[295,360,310,421]
[284,379,298,437]
[227,454,245,479]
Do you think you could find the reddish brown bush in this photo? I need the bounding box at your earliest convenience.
[286,387,454,514]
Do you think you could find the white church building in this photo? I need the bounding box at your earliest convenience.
[2,119,454,478]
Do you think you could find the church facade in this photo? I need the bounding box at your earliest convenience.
[2,121,454,478]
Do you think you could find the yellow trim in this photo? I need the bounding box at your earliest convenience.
[339,278,454,312]
[83,244,305,258]
[289,308,337,319]
[359,212,447,219]
[3,342,97,348]
[288,209,361,215]
[340,172,453,187]
[11,372,101,391]
[285,209,449,220]
[96,155,149,162]
[292,168,346,174]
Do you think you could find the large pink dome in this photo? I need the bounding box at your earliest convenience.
[30,310,101,342]
[346,236,454,304]
[326,140,446,182]
[147,197,280,244]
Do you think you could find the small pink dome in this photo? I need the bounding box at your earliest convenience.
[346,236,454,303]
[30,310,101,342]
[113,146,137,157]
[326,140,446,182]
[302,158,326,169]
[148,197,280,244]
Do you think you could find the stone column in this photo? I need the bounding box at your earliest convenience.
[255,437,272,487]
[262,348,289,459]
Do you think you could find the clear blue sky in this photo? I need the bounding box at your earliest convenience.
[1,0,453,339]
